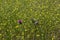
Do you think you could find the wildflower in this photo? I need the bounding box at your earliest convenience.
[34,21,38,25]
[15,25,19,28]
[18,20,22,24]
[31,18,39,25]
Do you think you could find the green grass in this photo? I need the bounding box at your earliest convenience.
[0,0,60,40]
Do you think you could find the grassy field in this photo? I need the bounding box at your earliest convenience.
[0,0,60,40]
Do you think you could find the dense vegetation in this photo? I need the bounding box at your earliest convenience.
[0,0,60,40]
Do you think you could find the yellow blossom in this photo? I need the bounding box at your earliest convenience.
[15,25,19,28]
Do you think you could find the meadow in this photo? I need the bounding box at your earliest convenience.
[0,0,60,40]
